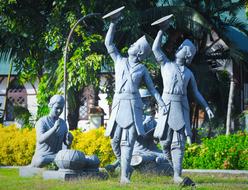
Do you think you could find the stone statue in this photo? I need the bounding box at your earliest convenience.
[105,89,173,175]
[103,7,167,184]
[131,89,173,175]
[131,89,165,162]
[31,95,73,168]
[151,15,214,184]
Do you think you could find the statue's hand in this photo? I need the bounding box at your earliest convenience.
[66,132,73,146]
[159,105,168,115]
[206,108,214,119]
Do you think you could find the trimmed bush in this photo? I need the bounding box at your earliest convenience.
[1,124,247,169]
[0,125,114,167]
[71,127,115,167]
[0,124,36,165]
[183,131,248,170]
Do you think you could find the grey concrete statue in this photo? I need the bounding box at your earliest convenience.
[105,89,173,175]
[31,95,73,168]
[131,89,173,174]
[103,7,167,184]
[131,89,165,161]
[151,15,214,184]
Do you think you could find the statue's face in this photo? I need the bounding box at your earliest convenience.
[128,42,140,57]
[175,45,188,60]
[50,102,64,118]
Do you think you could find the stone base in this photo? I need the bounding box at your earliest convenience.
[19,166,45,177]
[43,168,108,181]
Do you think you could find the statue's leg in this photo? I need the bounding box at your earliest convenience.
[31,154,55,168]
[160,126,173,164]
[110,123,122,163]
[171,128,186,183]
[120,125,137,184]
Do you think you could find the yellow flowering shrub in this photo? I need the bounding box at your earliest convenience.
[0,124,115,167]
[71,127,115,167]
[0,124,36,166]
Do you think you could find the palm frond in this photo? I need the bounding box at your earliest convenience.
[228,44,248,64]
[222,16,248,36]
[212,0,246,15]
[158,0,184,6]
[0,49,13,65]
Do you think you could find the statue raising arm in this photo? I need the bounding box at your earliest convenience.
[152,29,170,64]
[151,15,173,64]
[104,21,122,63]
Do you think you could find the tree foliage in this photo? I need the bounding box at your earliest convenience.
[0,0,247,132]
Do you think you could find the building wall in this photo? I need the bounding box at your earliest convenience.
[0,76,38,122]
[23,81,38,118]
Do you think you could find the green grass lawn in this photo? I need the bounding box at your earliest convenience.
[0,168,247,190]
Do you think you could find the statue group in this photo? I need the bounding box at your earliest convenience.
[102,6,214,186]
[29,6,214,187]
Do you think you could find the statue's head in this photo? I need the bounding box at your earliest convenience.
[128,35,151,61]
[48,95,65,118]
[175,39,196,65]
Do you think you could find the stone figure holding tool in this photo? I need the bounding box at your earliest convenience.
[103,6,167,184]
[151,15,214,184]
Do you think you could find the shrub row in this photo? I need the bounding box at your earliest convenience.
[0,124,114,167]
[183,131,248,170]
[71,127,115,167]
[0,124,36,166]
[0,124,247,169]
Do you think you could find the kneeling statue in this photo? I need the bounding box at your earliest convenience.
[31,95,73,167]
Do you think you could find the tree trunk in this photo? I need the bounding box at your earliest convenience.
[67,88,80,130]
[226,77,235,135]
[1,60,13,123]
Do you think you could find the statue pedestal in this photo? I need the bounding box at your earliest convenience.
[19,166,45,177]
[43,168,108,181]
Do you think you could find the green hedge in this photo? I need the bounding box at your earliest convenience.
[183,131,248,170]
[1,123,247,170]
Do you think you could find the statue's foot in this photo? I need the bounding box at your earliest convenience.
[105,164,116,173]
[179,177,196,187]
[120,177,130,185]
[127,167,134,179]
[173,175,183,184]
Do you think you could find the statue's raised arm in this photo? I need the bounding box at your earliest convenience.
[152,15,214,186]
[102,7,167,184]
[103,6,125,63]
[151,15,173,64]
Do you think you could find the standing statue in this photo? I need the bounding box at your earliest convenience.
[151,15,214,184]
[131,89,173,175]
[31,95,73,167]
[102,7,166,184]
[105,89,173,175]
